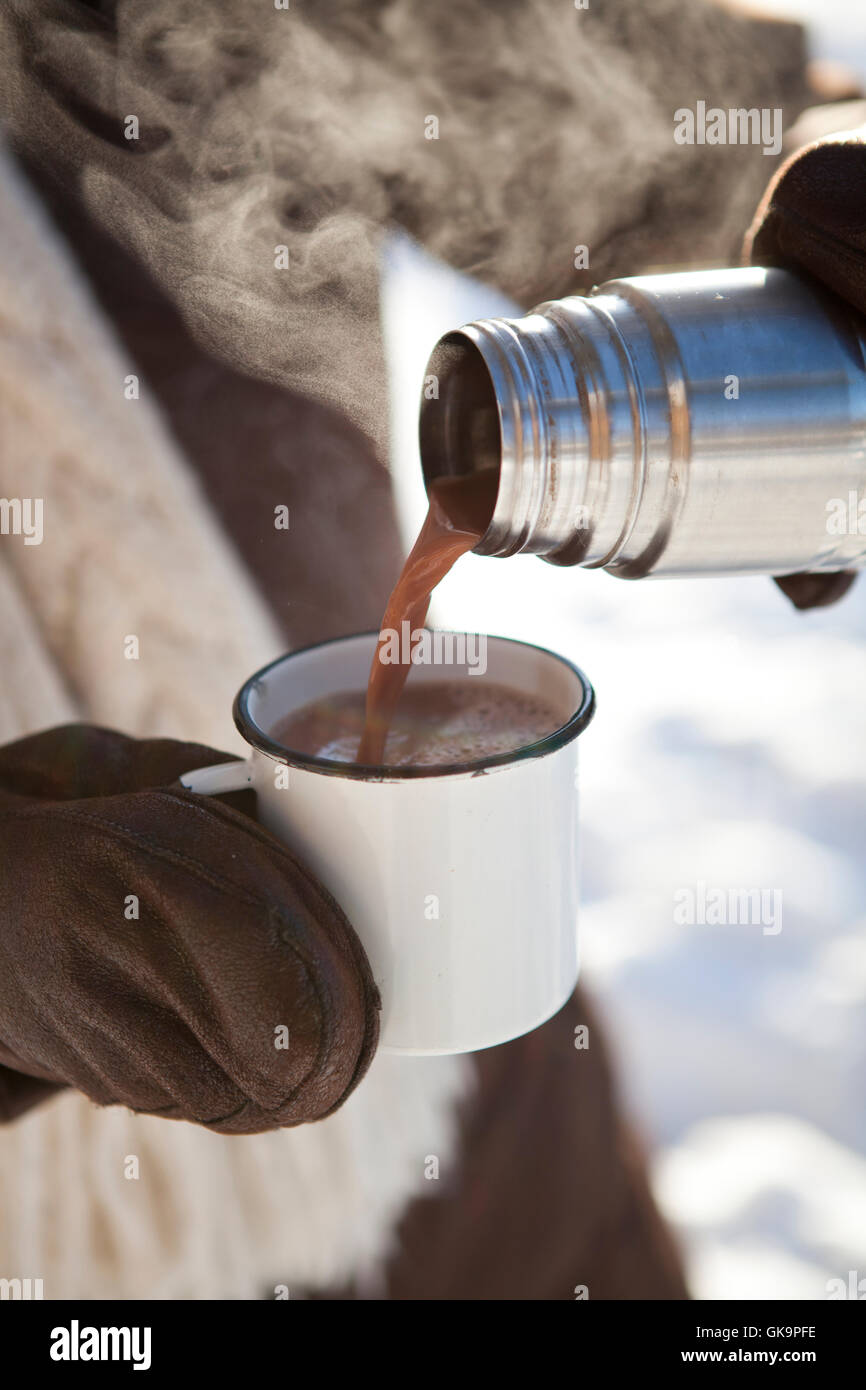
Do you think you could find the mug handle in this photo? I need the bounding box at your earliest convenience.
[179,760,253,795]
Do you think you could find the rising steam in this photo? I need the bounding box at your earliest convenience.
[0,0,809,452]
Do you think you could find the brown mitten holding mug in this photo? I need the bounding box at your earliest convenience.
[0,725,379,1131]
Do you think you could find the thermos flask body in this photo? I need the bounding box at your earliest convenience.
[419,267,866,578]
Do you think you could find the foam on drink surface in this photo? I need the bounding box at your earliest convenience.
[273,680,564,769]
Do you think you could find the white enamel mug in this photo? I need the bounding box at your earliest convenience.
[180,633,594,1055]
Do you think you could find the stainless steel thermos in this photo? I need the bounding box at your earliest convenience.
[418,266,866,578]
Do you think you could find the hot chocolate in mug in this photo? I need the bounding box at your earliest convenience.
[181,632,594,1055]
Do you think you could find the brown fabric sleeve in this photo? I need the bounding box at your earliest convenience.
[311,990,688,1300]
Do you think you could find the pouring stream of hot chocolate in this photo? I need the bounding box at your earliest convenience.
[358,470,499,764]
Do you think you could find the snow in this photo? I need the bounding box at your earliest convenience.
[756,0,866,82]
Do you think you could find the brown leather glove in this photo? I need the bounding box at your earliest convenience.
[0,725,379,1132]
[746,123,866,610]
